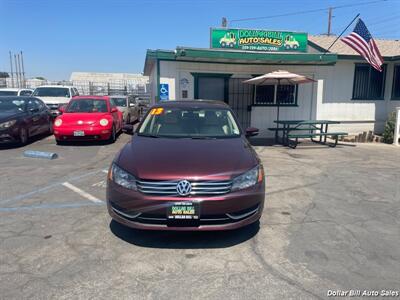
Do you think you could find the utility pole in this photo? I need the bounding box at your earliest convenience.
[327,7,333,36]
[221,17,227,27]
[17,54,22,89]
[20,51,26,88]
[14,54,20,88]
[9,51,14,88]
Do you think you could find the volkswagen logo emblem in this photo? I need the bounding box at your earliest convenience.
[176,180,192,196]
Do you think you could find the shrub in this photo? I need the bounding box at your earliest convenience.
[382,111,397,144]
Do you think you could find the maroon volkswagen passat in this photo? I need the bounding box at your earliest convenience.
[107,100,265,231]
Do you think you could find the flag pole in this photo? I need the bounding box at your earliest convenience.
[321,13,360,57]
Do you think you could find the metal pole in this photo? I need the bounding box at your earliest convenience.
[9,51,14,88]
[20,51,26,88]
[321,13,360,57]
[17,54,22,89]
[327,7,333,36]
[14,54,20,88]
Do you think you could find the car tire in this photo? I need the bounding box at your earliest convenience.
[109,125,116,143]
[56,139,65,146]
[127,114,131,124]
[47,121,54,135]
[19,127,29,145]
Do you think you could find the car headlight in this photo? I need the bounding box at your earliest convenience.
[231,165,264,191]
[100,119,109,126]
[109,163,137,190]
[54,119,62,127]
[0,120,17,129]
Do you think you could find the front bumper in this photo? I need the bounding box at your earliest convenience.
[54,126,112,141]
[107,180,265,231]
[0,126,20,143]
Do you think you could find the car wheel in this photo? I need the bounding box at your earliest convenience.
[19,127,28,145]
[127,114,131,124]
[56,139,65,146]
[109,125,116,143]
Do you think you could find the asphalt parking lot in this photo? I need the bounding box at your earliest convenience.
[0,135,399,299]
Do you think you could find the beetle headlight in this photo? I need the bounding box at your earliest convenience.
[54,119,62,127]
[0,120,17,129]
[100,119,109,126]
[109,163,137,190]
[231,165,263,191]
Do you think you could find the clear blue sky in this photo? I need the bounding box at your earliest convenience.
[1,0,399,80]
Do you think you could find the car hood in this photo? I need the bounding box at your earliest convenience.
[117,136,259,181]
[59,112,110,126]
[34,96,70,104]
[0,111,24,123]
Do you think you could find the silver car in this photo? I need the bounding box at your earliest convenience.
[109,95,140,124]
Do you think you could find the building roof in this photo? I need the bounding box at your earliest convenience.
[70,72,149,83]
[309,35,400,58]
[143,47,337,75]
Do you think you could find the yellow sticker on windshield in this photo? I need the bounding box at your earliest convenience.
[150,108,164,115]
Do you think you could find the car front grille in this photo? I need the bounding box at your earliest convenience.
[136,179,232,196]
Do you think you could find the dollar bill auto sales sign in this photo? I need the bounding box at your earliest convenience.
[210,28,308,52]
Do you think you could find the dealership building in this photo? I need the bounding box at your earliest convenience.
[143,29,400,137]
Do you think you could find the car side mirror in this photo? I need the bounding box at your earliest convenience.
[58,105,66,113]
[111,107,118,113]
[245,127,259,137]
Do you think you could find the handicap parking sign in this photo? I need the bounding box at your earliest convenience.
[160,84,169,101]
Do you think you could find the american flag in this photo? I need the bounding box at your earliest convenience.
[341,18,383,72]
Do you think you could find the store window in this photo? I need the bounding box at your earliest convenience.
[352,63,386,100]
[392,65,400,100]
[255,84,297,105]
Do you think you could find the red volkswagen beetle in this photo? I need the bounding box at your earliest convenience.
[53,96,123,144]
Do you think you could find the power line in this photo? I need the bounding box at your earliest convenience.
[229,0,390,24]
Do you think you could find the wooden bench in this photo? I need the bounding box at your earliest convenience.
[287,132,348,148]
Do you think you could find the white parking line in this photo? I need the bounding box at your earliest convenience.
[102,169,109,174]
[62,182,103,203]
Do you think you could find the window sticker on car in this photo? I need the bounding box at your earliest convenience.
[150,108,164,115]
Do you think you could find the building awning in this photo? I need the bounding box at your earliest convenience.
[144,47,337,75]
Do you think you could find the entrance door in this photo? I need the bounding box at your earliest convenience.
[197,77,227,102]
[228,78,253,129]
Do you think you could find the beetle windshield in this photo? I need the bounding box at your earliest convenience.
[138,107,241,138]
[66,99,108,113]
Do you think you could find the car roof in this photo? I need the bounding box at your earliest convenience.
[152,100,230,109]
[0,96,41,101]
[0,88,32,91]
[34,85,72,88]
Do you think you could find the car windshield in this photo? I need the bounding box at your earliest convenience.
[0,91,18,96]
[0,98,26,112]
[111,98,127,107]
[33,87,70,97]
[66,99,108,113]
[138,107,241,138]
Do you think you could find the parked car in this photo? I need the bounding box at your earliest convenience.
[107,100,265,231]
[32,85,79,116]
[0,88,33,96]
[53,96,123,144]
[109,95,140,124]
[0,96,53,145]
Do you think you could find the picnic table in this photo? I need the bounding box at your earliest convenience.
[268,120,348,148]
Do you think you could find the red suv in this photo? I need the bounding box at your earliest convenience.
[107,100,265,231]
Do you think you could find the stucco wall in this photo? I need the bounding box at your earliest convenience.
[156,59,398,136]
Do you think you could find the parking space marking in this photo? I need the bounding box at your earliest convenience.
[0,201,104,212]
[62,182,103,203]
[102,169,109,174]
[0,169,106,205]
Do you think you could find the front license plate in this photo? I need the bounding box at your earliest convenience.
[73,130,85,137]
[167,202,199,220]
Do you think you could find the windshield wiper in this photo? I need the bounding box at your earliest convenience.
[138,134,160,138]
[190,136,217,140]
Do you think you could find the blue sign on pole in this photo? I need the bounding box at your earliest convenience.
[160,84,169,101]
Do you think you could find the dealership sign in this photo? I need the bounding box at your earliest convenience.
[210,28,307,52]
